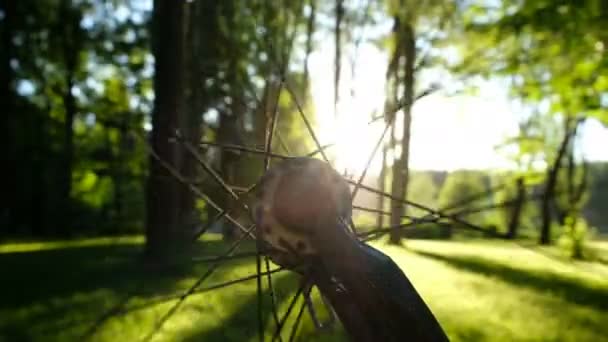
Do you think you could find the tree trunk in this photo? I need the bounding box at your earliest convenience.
[218,113,239,240]
[334,0,344,117]
[506,177,524,239]
[145,0,186,260]
[303,0,316,87]
[0,0,16,233]
[219,0,242,240]
[539,117,579,245]
[390,22,415,244]
[377,38,399,231]
[58,0,81,236]
[376,145,387,229]
[177,0,214,237]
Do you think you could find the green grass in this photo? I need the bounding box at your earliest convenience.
[1,236,607,342]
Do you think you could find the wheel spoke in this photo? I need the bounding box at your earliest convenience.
[256,246,265,342]
[265,83,283,170]
[107,267,288,320]
[350,110,395,202]
[191,250,260,264]
[351,86,439,202]
[145,143,256,240]
[141,224,257,342]
[346,179,496,234]
[276,131,292,155]
[272,281,307,342]
[265,256,283,342]
[352,204,418,220]
[359,219,440,242]
[191,182,259,241]
[199,140,292,160]
[175,134,244,206]
[305,143,335,157]
[288,300,307,342]
[284,84,330,163]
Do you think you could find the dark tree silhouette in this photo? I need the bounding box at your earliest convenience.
[145,0,186,259]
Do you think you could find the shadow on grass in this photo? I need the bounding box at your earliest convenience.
[0,239,257,341]
[412,250,608,312]
[181,271,301,342]
[0,240,255,308]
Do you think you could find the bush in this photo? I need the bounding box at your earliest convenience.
[557,216,596,259]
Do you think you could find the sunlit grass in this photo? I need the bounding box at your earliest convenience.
[0,235,144,253]
[1,236,607,341]
[384,240,608,342]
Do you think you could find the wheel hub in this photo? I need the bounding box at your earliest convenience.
[252,157,352,267]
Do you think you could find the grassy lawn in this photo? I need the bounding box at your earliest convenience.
[1,236,607,342]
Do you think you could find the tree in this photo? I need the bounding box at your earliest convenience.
[57,0,85,235]
[0,0,17,233]
[388,10,415,244]
[455,0,608,244]
[145,0,186,259]
[384,0,459,244]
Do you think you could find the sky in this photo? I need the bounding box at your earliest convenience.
[307,39,608,174]
[103,0,608,175]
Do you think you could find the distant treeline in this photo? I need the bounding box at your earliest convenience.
[402,162,608,236]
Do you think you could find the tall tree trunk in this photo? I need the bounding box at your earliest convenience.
[0,0,16,233]
[145,0,186,260]
[389,22,415,244]
[218,113,239,240]
[539,116,579,245]
[377,38,400,230]
[506,177,524,239]
[334,0,343,117]
[220,0,241,240]
[58,0,80,236]
[303,0,316,88]
[376,144,387,228]
[177,0,214,237]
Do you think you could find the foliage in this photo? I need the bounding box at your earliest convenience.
[438,170,491,227]
[489,173,540,237]
[407,172,439,218]
[453,0,608,243]
[557,216,596,260]
[0,0,317,240]
[585,162,608,232]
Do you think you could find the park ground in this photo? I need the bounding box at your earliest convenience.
[1,236,607,342]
